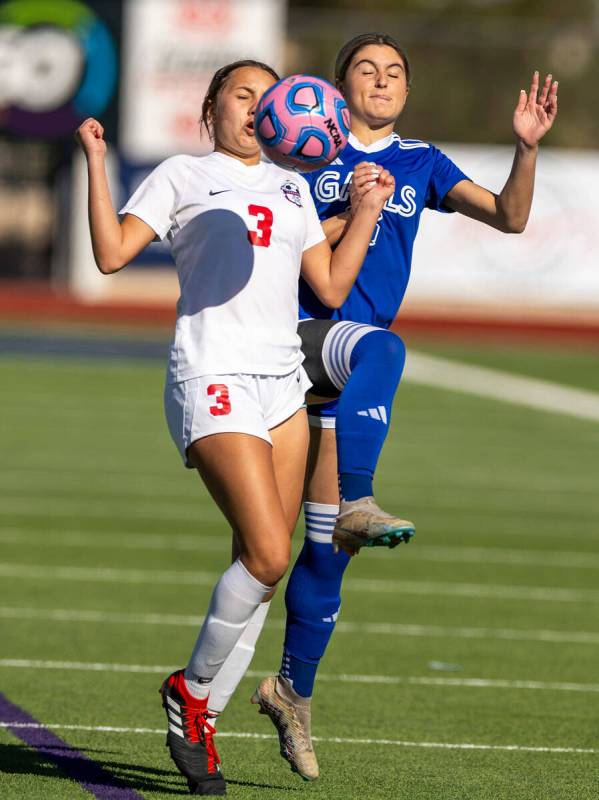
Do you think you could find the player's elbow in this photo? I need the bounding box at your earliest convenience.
[96,260,120,275]
[95,252,126,274]
[498,212,528,235]
[316,288,348,309]
[502,219,527,234]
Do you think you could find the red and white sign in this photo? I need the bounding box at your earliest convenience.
[120,0,286,160]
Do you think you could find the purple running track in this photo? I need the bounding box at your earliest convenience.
[0,693,145,799]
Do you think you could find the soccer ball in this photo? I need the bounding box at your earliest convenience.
[255,74,350,172]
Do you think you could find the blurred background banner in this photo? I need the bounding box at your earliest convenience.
[119,0,286,160]
[113,0,286,276]
[1,0,598,331]
[0,0,119,140]
[406,144,599,317]
[0,0,121,284]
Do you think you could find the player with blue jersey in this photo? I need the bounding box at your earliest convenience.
[249,33,558,780]
[300,134,467,330]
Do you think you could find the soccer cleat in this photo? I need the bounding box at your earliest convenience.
[160,669,226,796]
[333,496,415,552]
[251,675,319,781]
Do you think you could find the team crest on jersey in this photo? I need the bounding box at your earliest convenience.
[280,181,303,207]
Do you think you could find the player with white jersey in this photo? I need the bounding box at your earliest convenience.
[247,34,559,780]
[123,153,321,391]
[75,58,395,796]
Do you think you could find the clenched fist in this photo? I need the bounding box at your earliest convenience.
[75,117,106,159]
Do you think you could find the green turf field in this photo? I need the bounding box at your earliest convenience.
[1,342,598,799]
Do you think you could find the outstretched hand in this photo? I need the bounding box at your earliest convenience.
[513,71,558,147]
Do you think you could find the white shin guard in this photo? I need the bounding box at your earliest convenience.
[207,599,271,716]
[185,558,271,698]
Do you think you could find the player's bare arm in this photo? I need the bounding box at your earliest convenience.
[445,71,558,233]
[75,117,156,273]
[320,161,382,246]
[301,169,394,307]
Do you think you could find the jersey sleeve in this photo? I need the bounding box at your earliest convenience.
[425,146,470,213]
[298,176,327,251]
[119,155,190,240]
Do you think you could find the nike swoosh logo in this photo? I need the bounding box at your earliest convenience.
[209,189,231,196]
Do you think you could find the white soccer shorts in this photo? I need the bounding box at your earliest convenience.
[164,367,312,466]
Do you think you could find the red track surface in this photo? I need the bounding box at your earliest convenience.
[0,282,174,328]
[2,281,599,347]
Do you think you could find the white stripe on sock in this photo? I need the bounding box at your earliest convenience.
[306,521,336,531]
[306,530,333,544]
[304,502,339,516]
[304,502,337,545]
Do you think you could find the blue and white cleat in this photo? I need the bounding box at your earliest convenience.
[333,496,415,553]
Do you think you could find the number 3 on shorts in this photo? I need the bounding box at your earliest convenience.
[247,204,273,247]
[207,384,231,416]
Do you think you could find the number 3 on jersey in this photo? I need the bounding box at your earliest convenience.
[207,384,231,416]
[247,204,273,247]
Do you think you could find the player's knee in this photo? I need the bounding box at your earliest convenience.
[352,330,405,376]
[247,544,291,587]
[375,330,405,366]
[256,557,290,587]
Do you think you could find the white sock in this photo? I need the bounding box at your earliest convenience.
[184,559,272,699]
[207,600,271,721]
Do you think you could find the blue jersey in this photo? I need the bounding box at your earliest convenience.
[299,133,469,329]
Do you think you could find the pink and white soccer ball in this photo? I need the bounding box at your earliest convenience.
[254,74,350,172]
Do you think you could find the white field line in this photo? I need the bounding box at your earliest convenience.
[5,502,590,529]
[0,473,190,496]
[4,521,597,549]
[4,487,596,518]
[0,721,593,756]
[2,606,599,645]
[2,530,598,570]
[345,577,599,603]
[1,562,598,603]
[0,499,219,522]
[405,351,599,423]
[380,545,599,570]
[0,530,226,552]
[0,563,218,587]
[1,659,598,695]
[2,465,598,496]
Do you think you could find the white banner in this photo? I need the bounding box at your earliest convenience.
[407,145,599,309]
[120,0,286,160]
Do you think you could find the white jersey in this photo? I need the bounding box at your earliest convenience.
[120,152,325,382]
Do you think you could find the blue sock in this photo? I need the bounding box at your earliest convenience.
[282,502,350,697]
[336,330,406,501]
